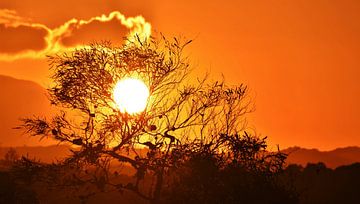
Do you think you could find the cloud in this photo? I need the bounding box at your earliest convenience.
[59,18,129,47]
[0,24,48,54]
[0,10,151,61]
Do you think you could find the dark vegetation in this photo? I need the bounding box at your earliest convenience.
[282,163,360,204]
[0,35,357,203]
[1,153,359,204]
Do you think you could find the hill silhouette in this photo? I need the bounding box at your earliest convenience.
[284,146,360,168]
[0,75,358,168]
[0,75,55,147]
[0,145,71,163]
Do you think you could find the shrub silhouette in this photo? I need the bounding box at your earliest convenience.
[4,148,19,165]
[162,132,297,204]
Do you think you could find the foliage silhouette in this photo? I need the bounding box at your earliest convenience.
[16,35,290,203]
[161,132,296,204]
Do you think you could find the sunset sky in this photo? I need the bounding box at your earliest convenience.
[0,0,359,150]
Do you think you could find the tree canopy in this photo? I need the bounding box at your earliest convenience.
[17,35,290,203]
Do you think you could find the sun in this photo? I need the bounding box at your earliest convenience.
[113,78,150,114]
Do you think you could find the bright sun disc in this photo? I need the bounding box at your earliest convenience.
[113,78,149,114]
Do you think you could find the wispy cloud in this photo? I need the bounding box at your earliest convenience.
[0,9,32,25]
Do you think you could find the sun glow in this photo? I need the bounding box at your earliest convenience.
[113,78,150,114]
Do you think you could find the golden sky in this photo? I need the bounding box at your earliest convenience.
[0,0,359,150]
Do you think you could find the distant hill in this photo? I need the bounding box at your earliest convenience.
[0,145,71,163]
[0,75,56,146]
[283,146,360,168]
[1,74,359,168]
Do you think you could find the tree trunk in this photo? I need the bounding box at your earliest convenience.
[151,170,164,204]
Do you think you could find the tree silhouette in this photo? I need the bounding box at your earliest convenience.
[16,35,289,203]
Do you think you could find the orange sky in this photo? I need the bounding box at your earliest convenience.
[0,0,359,150]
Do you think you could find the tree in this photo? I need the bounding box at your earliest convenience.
[17,35,288,203]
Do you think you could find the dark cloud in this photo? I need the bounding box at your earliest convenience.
[0,10,151,60]
[0,0,154,28]
[0,24,48,54]
[60,18,129,46]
